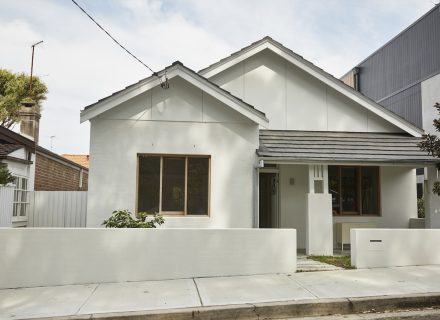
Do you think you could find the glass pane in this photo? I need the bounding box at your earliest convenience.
[341,167,359,213]
[362,167,379,215]
[20,203,27,216]
[22,178,27,191]
[137,156,160,212]
[13,204,18,216]
[162,157,185,212]
[187,158,209,215]
[21,191,28,203]
[328,166,340,215]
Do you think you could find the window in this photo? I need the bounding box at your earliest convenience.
[137,155,210,215]
[328,166,380,216]
[12,176,29,220]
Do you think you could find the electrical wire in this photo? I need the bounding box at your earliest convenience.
[70,0,160,78]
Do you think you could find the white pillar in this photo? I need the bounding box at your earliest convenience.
[306,164,333,255]
[425,166,440,228]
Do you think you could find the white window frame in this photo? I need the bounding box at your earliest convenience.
[12,175,30,222]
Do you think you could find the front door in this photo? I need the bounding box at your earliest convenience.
[259,172,279,228]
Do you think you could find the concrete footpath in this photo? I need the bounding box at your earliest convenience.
[1,265,440,320]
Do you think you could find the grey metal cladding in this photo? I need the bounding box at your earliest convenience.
[379,85,422,128]
[258,130,438,163]
[350,5,440,127]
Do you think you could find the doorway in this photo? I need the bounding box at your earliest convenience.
[259,171,279,228]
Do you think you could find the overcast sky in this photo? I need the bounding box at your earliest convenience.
[0,0,435,154]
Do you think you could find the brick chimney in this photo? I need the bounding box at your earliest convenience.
[19,105,40,144]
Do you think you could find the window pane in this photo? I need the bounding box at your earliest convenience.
[328,166,340,215]
[138,156,160,212]
[162,157,185,212]
[187,158,209,215]
[362,167,379,215]
[341,167,359,213]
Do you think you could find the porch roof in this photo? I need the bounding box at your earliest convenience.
[258,130,439,165]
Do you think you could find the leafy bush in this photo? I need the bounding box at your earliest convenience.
[102,209,164,228]
[417,198,425,218]
[0,162,14,186]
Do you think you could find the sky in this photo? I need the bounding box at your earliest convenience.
[0,0,436,154]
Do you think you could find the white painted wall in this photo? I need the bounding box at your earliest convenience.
[210,49,404,133]
[28,191,87,227]
[333,166,417,246]
[0,228,297,289]
[279,165,417,249]
[306,193,333,255]
[279,164,307,249]
[351,229,440,268]
[422,73,440,134]
[88,76,259,227]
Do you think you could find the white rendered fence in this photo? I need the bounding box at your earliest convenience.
[0,186,14,227]
[351,228,440,268]
[0,228,297,289]
[28,191,87,227]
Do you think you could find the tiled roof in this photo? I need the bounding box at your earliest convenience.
[0,143,22,156]
[62,154,89,168]
[258,130,438,164]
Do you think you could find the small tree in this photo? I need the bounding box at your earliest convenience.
[0,162,15,186]
[419,102,440,195]
[102,209,164,228]
[0,69,48,128]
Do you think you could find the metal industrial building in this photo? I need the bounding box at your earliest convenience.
[341,4,440,198]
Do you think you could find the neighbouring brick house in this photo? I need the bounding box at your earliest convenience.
[61,154,89,168]
[35,147,88,191]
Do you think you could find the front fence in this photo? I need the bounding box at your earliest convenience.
[0,228,297,289]
[28,191,87,227]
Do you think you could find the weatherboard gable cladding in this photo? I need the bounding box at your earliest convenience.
[201,37,422,137]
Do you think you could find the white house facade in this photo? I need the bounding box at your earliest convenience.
[81,37,439,255]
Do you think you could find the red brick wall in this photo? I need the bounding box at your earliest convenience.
[35,153,88,191]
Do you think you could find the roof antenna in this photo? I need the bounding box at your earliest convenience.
[160,71,169,89]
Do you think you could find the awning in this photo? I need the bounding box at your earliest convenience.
[258,130,438,165]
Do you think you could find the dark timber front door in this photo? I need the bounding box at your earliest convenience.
[259,172,279,228]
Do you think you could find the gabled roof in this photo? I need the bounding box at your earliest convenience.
[0,126,35,150]
[199,36,424,138]
[0,142,22,157]
[80,61,268,125]
[258,130,438,165]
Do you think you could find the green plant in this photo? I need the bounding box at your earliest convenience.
[0,162,14,186]
[102,209,164,228]
[417,198,425,218]
[308,255,354,269]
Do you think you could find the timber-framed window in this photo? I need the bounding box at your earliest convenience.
[328,166,380,216]
[137,154,210,216]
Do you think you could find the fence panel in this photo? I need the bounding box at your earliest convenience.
[0,186,14,227]
[29,191,87,227]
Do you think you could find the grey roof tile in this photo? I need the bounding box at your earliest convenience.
[258,130,438,164]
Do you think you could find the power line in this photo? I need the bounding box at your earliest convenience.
[70,0,159,77]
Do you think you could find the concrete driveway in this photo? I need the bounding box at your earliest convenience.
[1,265,440,319]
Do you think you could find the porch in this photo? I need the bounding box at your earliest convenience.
[257,130,440,255]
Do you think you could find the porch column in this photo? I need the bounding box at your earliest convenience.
[425,166,440,228]
[306,164,333,255]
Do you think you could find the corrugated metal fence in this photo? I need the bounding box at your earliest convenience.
[28,191,87,227]
[0,186,14,227]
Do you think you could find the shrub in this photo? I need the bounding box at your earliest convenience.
[0,162,14,186]
[102,209,164,228]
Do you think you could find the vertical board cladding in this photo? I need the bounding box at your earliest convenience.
[34,153,88,191]
[0,186,14,227]
[351,5,440,127]
[28,191,87,227]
